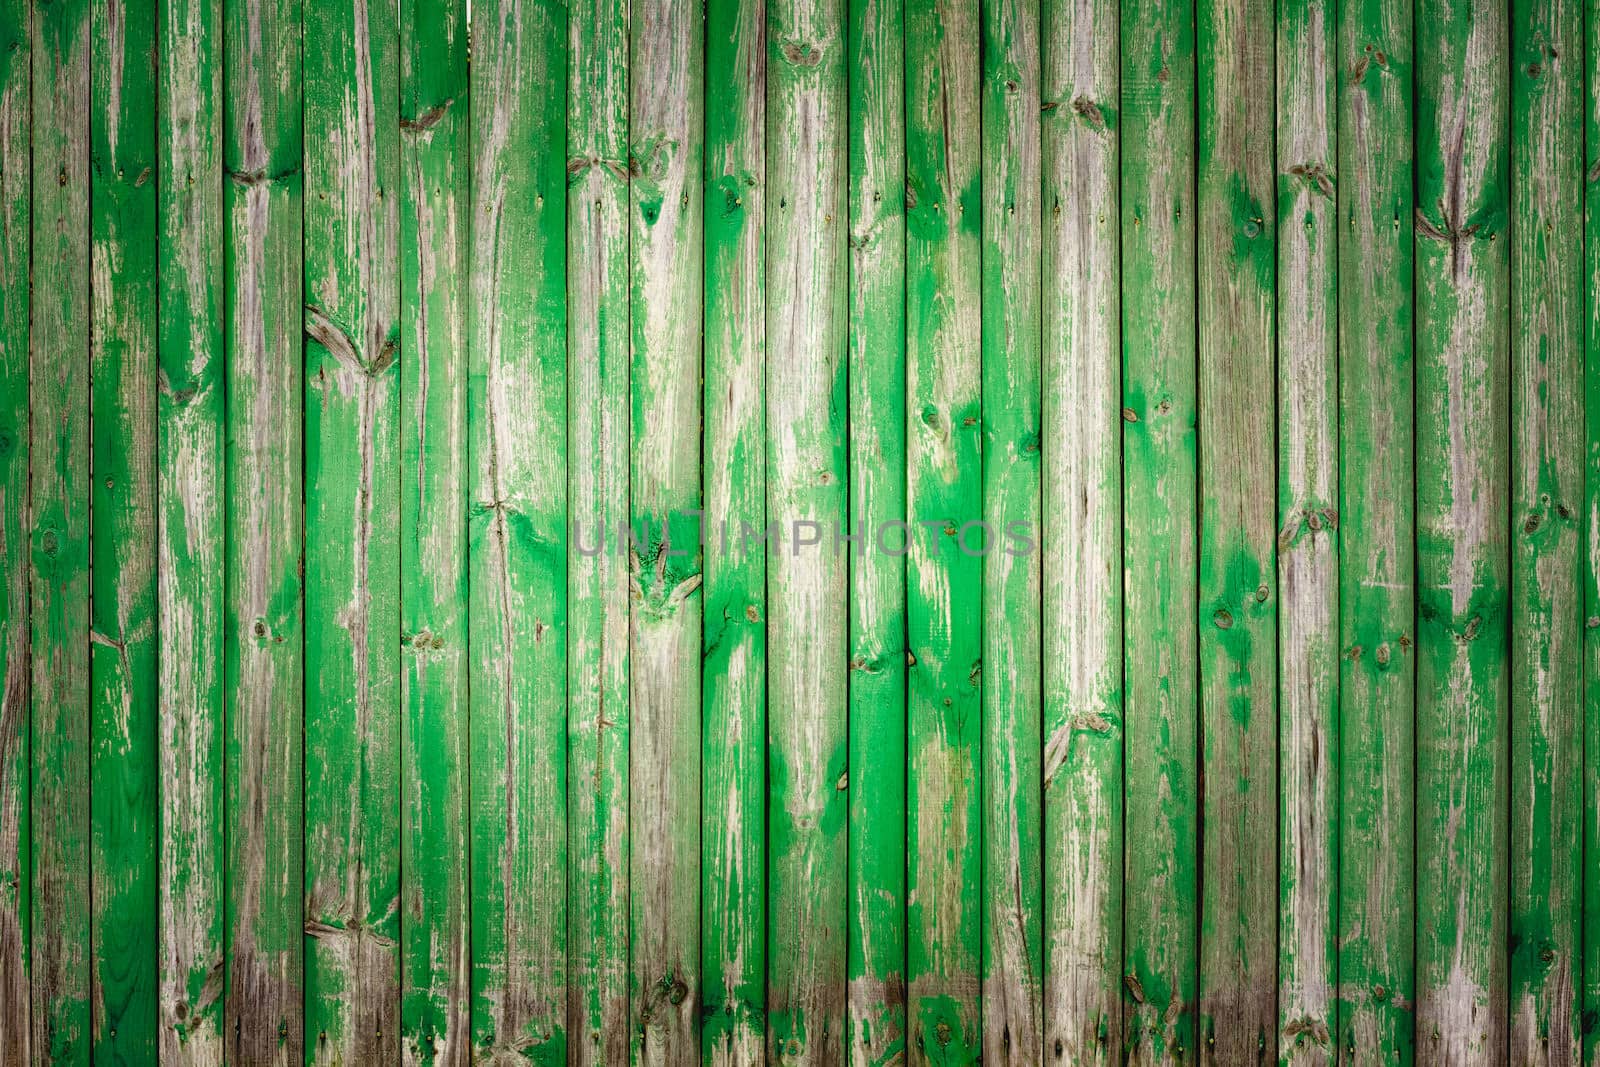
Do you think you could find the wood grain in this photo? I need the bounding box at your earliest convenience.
[468,0,570,1058]
[1040,0,1120,1057]
[1335,0,1416,1058]
[702,0,766,1059]
[399,0,471,1059]
[222,0,305,1059]
[1274,0,1336,1061]
[566,0,633,1057]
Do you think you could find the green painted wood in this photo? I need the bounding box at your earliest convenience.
[222,0,305,1058]
[0,0,26,1056]
[89,0,160,1059]
[844,0,908,1057]
[302,0,403,1054]
[30,0,93,1057]
[1414,0,1510,1056]
[1586,0,1600,1057]
[467,0,569,1058]
[702,0,765,1059]
[628,0,704,1059]
[399,0,470,1059]
[904,0,983,1057]
[1039,0,1120,1056]
[1509,0,1583,1056]
[767,0,849,1058]
[1119,0,1199,1062]
[565,0,632,1057]
[980,0,1043,1057]
[156,0,226,1059]
[1274,0,1336,1062]
[1197,0,1278,1057]
[1334,0,1415,1058]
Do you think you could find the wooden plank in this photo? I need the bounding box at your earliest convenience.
[1039,0,1120,1056]
[89,0,160,1059]
[398,0,470,1059]
[1413,0,1510,1057]
[1196,0,1278,1056]
[565,0,632,1056]
[702,0,765,1059]
[29,0,92,1056]
[1509,0,1583,1056]
[1585,0,1600,1057]
[982,0,1044,1057]
[628,0,703,1057]
[767,0,849,1058]
[0,0,26,1056]
[467,0,569,1058]
[904,0,983,1056]
[301,0,403,1054]
[845,0,908,1057]
[1334,0,1415,1057]
[1119,0,1199,1058]
[222,0,304,1058]
[1274,0,1336,1062]
[157,0,227,1059]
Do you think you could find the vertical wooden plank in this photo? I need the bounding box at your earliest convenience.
[1414,0,1510,1056]
[567,0,632,1056]
[702,0,765,1059]
[1120,0,1199,1061]
[628,0,703,1056]
[0,0,26,1057]
[399,0,470,1058]
[30,0,92,1056]
[1196,0,1277,1057]
[1275,0,1337,1062]
[1509,0,1584,1056]
[89,0,160,1059]
[981,0,1044,1057]
[1585,0,1600,1057]
[222,0,304,1058]
[301,0,403,1053]
[158,0,227,1059]
[468,0,569,1057]
[1335,0,1415,1057]
[767,0,849,1057]
[1039,0,1121,1057]
[845,0,908,1056]
[904,0,982,1057]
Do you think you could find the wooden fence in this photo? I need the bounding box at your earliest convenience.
[0,0,1588,1062]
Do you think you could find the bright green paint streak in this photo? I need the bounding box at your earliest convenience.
[1508,0,1583,1055]
[399,0,470,1059]
[905,0,983,1058]
[565,0,631,1058]
[89,0,160,1061]
[845,0,908,1058]
[221,0,305,1058]
[1335,0,1415,1060]
[1414,0,1510,1056]
[30,0,93,1057]
[1120,0,1198,1060]
[467,0,569,1060]
[701,0,765,1060]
